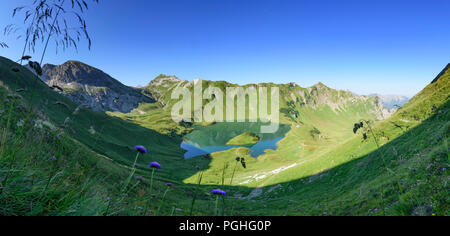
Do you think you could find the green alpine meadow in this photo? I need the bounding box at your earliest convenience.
[0,0,448,217]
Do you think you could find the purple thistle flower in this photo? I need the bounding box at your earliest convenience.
[373,208,379,212]
[137,206,143,210]
[167,183,173,187]
[443,168,447,172]
[175,208,182,212]
[148,162,162,169]
[134,145,147,154]
[49,156,57,160]
[211,189,226,196]
[107,197,111,201]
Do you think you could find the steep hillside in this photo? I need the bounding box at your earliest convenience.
[1,55,447,216]
[230,64,449,215]
[130,64,449,216]
[0,56,202,184]
[41,61,154,112]
[0,58,193,215]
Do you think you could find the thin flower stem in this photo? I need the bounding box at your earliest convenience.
[221,162,227,187]
[149,168,155,194]
[228,161,239,216]
[0,96,20,194]
[40,167,58,199]
[230,161,238,185]
[20,13,37,65]
[214,195,219,216]
[104,200,112,216]
[155,187,170,216]
[0,76,25,195]
[122,152,140,192]
[222,195,226,216]
[189,171,203,216]
[444,135,449,162]
[0,98,14,160]
[128,181,141,193]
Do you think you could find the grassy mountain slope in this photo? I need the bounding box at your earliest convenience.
[130,65,449,216]
[0,57,225,215]
[0,57,206,181]
[141,78,389,187]
[1,55,447,216]
[230,65,450,215]
[109,75,388,190]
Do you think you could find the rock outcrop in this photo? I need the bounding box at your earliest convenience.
[41,61,153,112]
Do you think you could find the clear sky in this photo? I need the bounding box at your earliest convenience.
[1,0,449,97]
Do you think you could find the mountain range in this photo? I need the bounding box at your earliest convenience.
[0,56,448,216]
[368,94,410,109]
[37,60,396,122]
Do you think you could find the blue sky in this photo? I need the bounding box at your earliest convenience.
[1,0,449,97]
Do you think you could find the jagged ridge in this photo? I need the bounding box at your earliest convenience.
[41,61,154,113]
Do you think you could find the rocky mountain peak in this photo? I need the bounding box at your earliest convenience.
[311,82,329,90]
[41,61,153,113]
[147,74,182,87]
[43,60,118,88]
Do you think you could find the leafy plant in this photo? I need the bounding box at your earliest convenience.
[189,171,204,216]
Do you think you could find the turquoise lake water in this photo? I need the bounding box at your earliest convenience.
[181,122,290,158]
